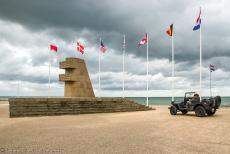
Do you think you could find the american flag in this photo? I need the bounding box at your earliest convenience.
[100,40,107,53]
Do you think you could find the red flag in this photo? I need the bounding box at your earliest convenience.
[50,44,58,52]
[138,33,148,46]
[77,42,85,54]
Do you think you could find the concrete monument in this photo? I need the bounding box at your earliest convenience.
[59,57,95,97]
[9,57,152,118]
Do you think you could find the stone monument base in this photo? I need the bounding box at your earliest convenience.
[9,97,152,118]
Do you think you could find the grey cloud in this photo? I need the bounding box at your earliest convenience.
[3,0,229,62]
[0,0,230,96]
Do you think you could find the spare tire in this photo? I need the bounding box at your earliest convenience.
[215,96,221,108]
[216,96,221,103]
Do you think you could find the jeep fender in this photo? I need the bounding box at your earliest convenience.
[194,104,205,110]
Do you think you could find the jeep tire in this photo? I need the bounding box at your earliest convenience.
[206,108,216,116]
[195,106,206,117]
[170,106,177,115]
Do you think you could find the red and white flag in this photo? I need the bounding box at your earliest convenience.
[138,33,148,46]
[77,42,85,54]
[50,44,58,52]
[100,40,107,53]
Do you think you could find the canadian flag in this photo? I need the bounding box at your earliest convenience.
[77,42,85,54]
[50,44,58,52]
[138,33,148,46]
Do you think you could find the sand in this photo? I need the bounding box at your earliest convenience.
[0,102,230,154]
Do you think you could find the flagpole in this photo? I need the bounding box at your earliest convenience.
[200,19,202,100]
[17,80,20,97]
[146,33,149,106]
[209,68,212,97]
[123,35,125,98]
[48,47,51,98]
[171,31,175,102]
[99,38,101,98]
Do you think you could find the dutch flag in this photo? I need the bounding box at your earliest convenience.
[193,8,201,31]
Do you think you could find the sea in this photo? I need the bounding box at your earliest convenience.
[128,97,230,106]
[1,96,230,106]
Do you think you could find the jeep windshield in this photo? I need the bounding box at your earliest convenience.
[185,92,196,98]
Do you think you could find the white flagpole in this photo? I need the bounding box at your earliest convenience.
[171,30,175,102]
[123,35,125,98]
[98,38,101,97]
[48,48,51,98]
[200,19,202,100]
[210,69,211,97]
[17,80,20,97]
[146,33,149,106]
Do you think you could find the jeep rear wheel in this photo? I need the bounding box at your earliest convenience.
[206,108,216,116]
[170,106,177,115]
[195,106,206,117]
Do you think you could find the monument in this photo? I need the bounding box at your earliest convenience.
[9,57,152,117]
[59,57,95,97]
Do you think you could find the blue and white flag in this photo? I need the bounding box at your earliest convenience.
[193,8,201,31]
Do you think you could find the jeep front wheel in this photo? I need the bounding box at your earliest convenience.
[170,106,177,115]
[195,106,206,117]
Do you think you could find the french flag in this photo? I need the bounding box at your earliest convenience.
[193,8,201,31]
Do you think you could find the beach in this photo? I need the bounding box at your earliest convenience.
[0,101,230,154]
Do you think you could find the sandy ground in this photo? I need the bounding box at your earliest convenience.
[0,102,230,154]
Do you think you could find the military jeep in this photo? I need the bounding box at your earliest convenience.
[169,92,221,117]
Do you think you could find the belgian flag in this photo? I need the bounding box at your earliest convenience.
[166,24,173,37]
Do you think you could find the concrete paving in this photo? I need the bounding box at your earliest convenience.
[0,102,230,154]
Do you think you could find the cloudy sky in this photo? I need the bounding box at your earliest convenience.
[0,0,229,97]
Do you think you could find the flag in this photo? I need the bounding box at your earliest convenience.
[193,8,201,31]
[50,44,58,52]
[209,64,215,72]
[77,42,85,54]
[138,33,148,46]
[166,24,173,36]
[100,40,107,53]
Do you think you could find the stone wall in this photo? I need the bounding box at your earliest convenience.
[9,98,152,118]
